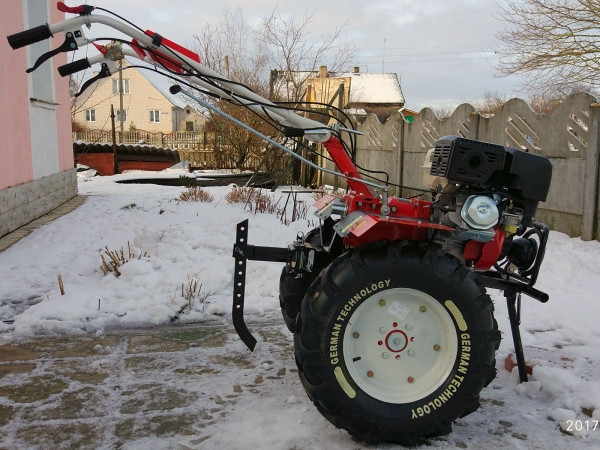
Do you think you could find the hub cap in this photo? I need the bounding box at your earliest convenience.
[342,288,458,403]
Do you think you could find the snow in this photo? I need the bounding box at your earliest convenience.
[1,172,600,448]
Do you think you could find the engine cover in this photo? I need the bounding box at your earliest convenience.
[430,136,552,225]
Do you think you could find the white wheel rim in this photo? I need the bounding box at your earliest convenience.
[342,288,458,403]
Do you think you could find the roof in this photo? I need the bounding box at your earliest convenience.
[273,69,404,106]
[339,72,404,105]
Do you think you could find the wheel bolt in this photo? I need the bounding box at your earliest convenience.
[382,352,389,359]
[379,299,386,306]
[420,306,427,312]
[353,332,360,339]
[408,349,415,356]
[405,323,412,330]
[380,327,387,333]
[367,370,374,377]
[433,344,441,351]
[407,376,414,383]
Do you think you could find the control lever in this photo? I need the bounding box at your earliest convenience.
[26,32,80,73]
[75,62,112,97]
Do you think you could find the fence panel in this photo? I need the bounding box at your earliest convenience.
[73,93,599,240]
[73,131,224,150]
[355,112,402,195]
[476,93,598,240]
[350,93,599,240]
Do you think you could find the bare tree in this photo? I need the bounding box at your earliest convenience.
[495,0,600,94]
[475,91,508,116]
[191,6,357,170]
[261,9,358,102]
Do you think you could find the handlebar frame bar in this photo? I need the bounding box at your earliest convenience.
[8,9,331,143]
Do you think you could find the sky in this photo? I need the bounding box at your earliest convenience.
[72,0,526,111]
[0,170,599,448]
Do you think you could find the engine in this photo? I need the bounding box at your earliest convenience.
[425,136,552,262]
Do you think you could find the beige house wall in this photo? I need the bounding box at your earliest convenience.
[72,63,205,133]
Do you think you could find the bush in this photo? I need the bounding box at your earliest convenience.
[171,276,212,320]
[100,242,150,277]
[178,186,214,202]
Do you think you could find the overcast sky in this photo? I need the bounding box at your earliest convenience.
[77,0,525,111]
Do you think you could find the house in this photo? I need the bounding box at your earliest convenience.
[0,1,76,239]
[71,60,207,133]
[305,66,405,122]
[270,66,405,122]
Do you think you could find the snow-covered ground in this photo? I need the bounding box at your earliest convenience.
[1,172,599,448]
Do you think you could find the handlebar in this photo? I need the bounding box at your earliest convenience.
[5,4,331,142]
[57,57,91,77]
[7,24,53,49]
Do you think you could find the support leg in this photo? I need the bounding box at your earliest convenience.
[506,290,528,383]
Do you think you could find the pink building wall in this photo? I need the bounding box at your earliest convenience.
[0,1,77,238]
[0,0,73,190]
[0,5,33,188]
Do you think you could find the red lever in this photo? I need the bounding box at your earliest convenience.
[57,2,93,15]
[57,2,81,13]
[93,42,108,55]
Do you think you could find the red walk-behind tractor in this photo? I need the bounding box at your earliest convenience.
[9,3,552,445]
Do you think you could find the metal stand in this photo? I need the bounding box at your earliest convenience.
[505,290,528,383]
[232,219,291,351]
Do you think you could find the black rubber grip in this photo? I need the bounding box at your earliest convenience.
[58,58,91,77]
[7,24,52,49]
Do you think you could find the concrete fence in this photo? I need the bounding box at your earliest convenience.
[322,92,600,241]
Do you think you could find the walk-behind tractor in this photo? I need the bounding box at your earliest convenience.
[9,3,553,445]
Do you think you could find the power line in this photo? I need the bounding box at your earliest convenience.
[360,43,493,51]
[357,55,498,65]
[359,50,495,59]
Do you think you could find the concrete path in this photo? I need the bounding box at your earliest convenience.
[0,322,318,449]
[0,196,86,253]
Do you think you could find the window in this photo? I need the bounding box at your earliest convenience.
[149,110,160,123]
[112,79,130,94]
[185,121,194,131]
[85,109,96,122]
[116,110,127,122]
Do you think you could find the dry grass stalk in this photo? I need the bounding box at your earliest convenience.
[57,274,65,295]
[227,185,312,225]
[226,186,280,214]
[172,276,212,316]
[100,242,149,277]
[178,186,214,202]
[310,187,345,201]
[277,196,310,226]
[225,186,255,203]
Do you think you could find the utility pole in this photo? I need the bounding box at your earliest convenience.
[118,59,124,143]
[110,104,118,174]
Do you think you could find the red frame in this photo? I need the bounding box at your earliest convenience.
[321,137,503,271]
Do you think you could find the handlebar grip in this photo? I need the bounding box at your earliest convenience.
[7,24,53,49]
[58,58,91,77]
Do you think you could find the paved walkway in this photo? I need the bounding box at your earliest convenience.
[0,196,87,253]
[0,322,303,449]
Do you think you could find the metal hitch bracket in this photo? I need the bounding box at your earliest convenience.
[232,219,291,351]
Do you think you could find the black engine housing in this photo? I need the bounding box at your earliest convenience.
[430,136,552,225]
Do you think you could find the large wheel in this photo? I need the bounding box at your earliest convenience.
[294,241,500,445]
[279,218,341,332]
